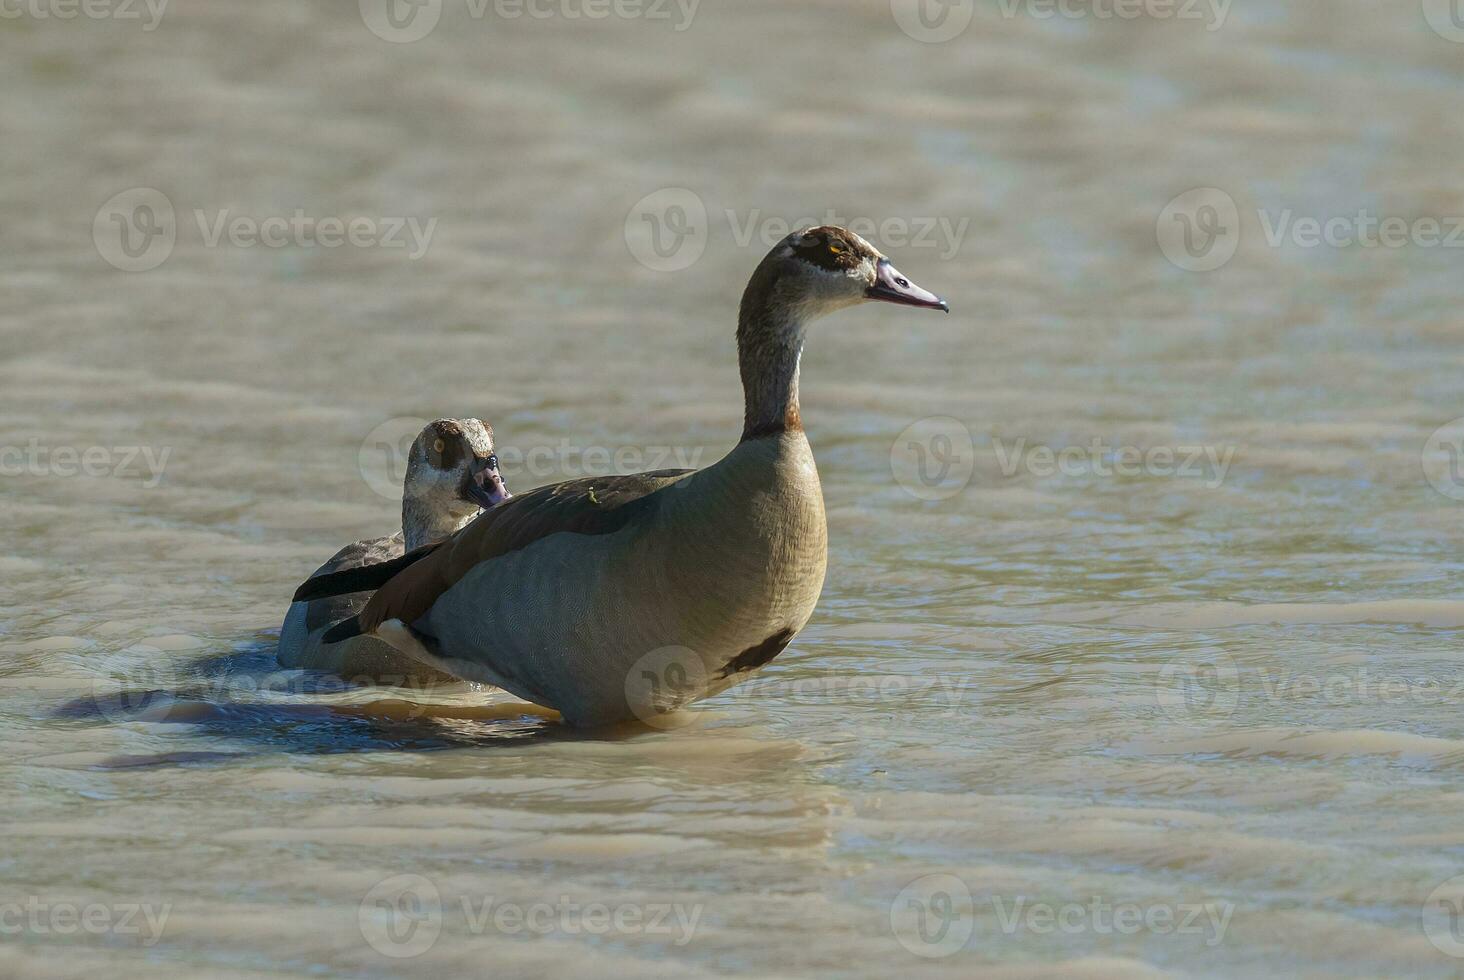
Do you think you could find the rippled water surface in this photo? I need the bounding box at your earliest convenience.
[4,2,1464,976]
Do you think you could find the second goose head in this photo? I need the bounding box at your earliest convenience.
[402,419,511,549]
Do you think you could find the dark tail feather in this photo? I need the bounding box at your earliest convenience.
[322,616,364,644]
[291,541,442,603]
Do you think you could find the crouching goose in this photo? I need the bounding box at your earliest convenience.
[278,418,510,686]
[296,226,947,725]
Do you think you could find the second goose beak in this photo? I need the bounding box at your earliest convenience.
[866,258,949,312]
[468,456,512,510]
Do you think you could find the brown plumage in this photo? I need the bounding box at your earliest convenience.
[322,469,692,642]
[301,226,948,725]
[279,418,508,684]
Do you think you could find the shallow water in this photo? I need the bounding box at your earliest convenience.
[3,1,1464,976]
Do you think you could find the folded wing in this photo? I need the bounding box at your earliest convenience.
[319,468,694,644]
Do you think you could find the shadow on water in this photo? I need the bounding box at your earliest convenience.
[51,638,661,766]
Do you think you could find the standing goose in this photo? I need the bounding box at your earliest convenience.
[297,226,947,725]
[278,418,510,685]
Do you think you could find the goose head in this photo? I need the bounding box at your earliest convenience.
[402,418,511,548]
[751,225,949,323]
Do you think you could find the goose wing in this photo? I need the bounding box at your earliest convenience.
[320,468,693,643]
[299,533,405,632]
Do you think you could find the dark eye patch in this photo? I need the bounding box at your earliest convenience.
[438,438,463,469]
[427,421,465,468]
[789,233,861,272]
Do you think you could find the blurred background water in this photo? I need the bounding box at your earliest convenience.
[3,1,1464,976]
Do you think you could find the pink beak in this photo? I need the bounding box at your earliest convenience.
[468,459,512,509]
[865,258,949,312]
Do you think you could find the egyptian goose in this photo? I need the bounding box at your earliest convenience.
[278,418,510,684]
[296,227,947,724]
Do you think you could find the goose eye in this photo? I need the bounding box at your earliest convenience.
[433,438,446,454]
[487,454,498,469]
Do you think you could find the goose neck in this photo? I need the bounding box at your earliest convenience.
[402,499,476,551]
[737,288,809,442]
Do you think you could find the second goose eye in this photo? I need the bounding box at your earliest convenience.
[487,454,498,469]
